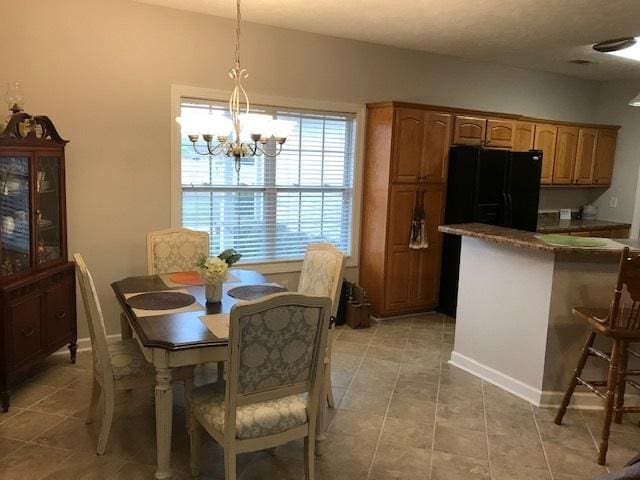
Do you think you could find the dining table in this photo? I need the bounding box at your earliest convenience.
[111,269,270,479]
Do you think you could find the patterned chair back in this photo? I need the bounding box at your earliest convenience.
[146,228,210,274]
[73,254,114,383]
[609,247,640,334]
[297,243,346,317]
[225,293,331,436]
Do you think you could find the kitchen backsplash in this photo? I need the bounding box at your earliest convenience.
[537,188,602,212]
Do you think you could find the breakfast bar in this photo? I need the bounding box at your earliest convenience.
[439,222,640,408]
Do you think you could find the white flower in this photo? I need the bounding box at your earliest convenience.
[198,256,229,283]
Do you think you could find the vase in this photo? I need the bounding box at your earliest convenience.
[205,281,223,303]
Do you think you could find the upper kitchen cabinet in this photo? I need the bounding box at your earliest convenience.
[593,129,618,186]
[453,115,486,145]
[392,108,425,184]
[420,112,452,183]
[533,123,558,184]
[485,119,515,148]
[513,121,535,150]
[573,128,598,184]
[552,126,579,185]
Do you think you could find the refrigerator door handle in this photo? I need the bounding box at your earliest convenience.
[507,193,513,226]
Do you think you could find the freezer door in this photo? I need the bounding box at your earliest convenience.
[507,150,542,232]
[475,149,508,226]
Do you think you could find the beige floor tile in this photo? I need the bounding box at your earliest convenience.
[332,340,368,356]
[0,444,73,480]
[0,437,25,461]
[338,388,391,415]
[369,442,430,479]
[491,463,551,480]
[30,388,89,418]
[429,451,490,480]
[33,416,100,453]
[433,424,488,460]
[0,408,24,426]
[435,402,485,432]
[6,383,58,409]
[316,432,377,479]
[387,394,437,421]
[393,377,439,401]
[485,409,539,439]
[366,345,406,362]
[487,432,548,470]
[378,416,434,449]
[39,450,125,479]
[0,410,66,441]
[337,330,374,344]
[30,366,83,388]
[107,461,158,480]
[327,410,385,437]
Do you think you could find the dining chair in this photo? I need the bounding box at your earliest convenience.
[188,292,332,480]
[146,227,210,275]
[297,243,346,410]
[74,253,156,455]
[555,247,640,465]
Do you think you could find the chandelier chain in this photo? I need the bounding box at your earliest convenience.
[235,0,241,67]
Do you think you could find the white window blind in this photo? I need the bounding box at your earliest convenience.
[179,98,356,263]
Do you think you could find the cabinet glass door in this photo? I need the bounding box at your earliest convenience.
[0,156,31,277]
[36,156,62,266]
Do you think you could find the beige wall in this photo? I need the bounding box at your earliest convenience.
[1,0,604,338]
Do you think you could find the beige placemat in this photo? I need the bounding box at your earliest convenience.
[199,313,230,339]
[124,289,205,318]
[159,271,241,288]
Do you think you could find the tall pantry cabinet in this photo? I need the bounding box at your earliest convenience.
[360,103,450,316]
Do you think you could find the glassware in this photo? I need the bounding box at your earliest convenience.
[5,83,25,112]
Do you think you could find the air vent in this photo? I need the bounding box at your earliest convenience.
[568,59,595,65]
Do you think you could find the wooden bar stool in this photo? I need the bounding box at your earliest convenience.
[555,247,640,465]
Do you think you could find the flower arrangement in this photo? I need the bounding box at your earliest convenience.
[195,249,242,284]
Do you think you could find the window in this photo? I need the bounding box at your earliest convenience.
[178,97,357,265]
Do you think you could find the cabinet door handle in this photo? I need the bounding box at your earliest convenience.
[55,311,67,320]
[21,327,35,337]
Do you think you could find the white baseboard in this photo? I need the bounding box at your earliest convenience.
[450,351,640,410]
[450,351,543,405]
[52,334,121,355]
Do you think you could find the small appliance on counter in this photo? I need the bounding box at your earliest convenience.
[581,204,598,220]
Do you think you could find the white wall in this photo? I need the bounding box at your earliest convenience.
[0,0,603,337]
[592,80,640,235]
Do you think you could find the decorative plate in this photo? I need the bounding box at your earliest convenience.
[169,271,204,286]
[538,234,608,248]
[126,291,196,310]
[227,284,287,301]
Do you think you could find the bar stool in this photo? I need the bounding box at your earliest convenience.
[555,247,640,465]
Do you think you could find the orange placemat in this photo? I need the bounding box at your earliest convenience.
[168,271,204,286]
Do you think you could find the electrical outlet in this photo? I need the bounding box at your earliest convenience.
[609,196,618,208]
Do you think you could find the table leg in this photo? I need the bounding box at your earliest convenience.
[120,312,133,340]
[155,367,173,480]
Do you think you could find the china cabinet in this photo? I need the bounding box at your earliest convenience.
[0,109,76,412]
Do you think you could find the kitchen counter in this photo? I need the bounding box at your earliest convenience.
[536,217,631,234]
[438,222,639,254]
[440,223,640,408]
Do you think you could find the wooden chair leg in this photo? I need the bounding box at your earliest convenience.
[599,339,621,466]
[325,360,335,408]
[304,435,316,480]
[615,341,629,424]
[96,385,115,456]
[217,361,225,383]
[555,332,596,425]
[224,448,236,480]
[189,420,201,477]
[85,379,101,425]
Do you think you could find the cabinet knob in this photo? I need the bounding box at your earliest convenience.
[55,311,67,320]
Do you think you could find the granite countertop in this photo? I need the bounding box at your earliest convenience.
[537,218,631,233]
[439,223,640,255]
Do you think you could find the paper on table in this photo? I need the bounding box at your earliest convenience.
[200,313,230,339]
[124,289,205,318]
[159,271,242,288]
[535,235,627,250]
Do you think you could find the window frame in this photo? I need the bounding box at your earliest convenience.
[170,84,365,274]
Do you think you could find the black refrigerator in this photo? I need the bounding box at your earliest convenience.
[438,145,542,317]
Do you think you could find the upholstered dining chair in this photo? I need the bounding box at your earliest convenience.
[146,227,210,275]
[188,292,332,480]
[74,253,156,455]
[297,243,346,410]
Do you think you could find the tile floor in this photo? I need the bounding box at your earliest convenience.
[1,312,640,479]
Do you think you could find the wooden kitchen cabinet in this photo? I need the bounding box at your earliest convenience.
[552,126,579,184]
[453,115,486,145]
[420,112,452,183]
[533,124,558,184]
[593,129,618,186]
[392,108,425,184]
[485,119,515,148]
[573,128,598,184]
[513,121,535,150]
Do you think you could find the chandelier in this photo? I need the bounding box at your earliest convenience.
[176,0,291,175]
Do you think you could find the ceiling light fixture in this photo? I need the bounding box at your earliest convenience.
[594,37,640,62]
[629,91,640,107]
[176,0,292,177]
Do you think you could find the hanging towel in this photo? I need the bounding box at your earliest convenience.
[409,192,429,249]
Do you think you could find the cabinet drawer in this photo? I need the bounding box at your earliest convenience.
[45,274,74,346]
[8,293,44,367]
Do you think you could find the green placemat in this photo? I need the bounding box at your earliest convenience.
[537,234,608,248]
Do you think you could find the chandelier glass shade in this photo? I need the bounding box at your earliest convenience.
[176,0,292,173]
[629,91,640,107]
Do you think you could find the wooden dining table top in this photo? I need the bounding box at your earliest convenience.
[111,269,268,351]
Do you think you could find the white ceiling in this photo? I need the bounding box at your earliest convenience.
[136,0,640,81]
